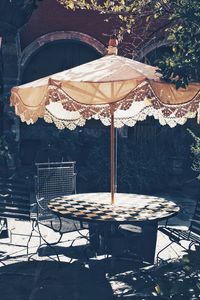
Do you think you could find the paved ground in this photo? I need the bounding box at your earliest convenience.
[0,193,197,299]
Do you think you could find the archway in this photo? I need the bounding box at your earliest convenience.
[19,32,106,167]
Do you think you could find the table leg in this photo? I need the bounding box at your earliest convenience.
[89,223,113,254]
[89,223,101,253]
[0,218,9,239]
[138,221,158,264]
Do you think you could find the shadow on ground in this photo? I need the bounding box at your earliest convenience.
[0,260,115,300]
[38,244,146,276]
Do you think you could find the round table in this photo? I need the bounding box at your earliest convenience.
[48,192,179,222]
[48,193,180,263]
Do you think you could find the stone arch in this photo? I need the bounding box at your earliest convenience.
[18,31,107,166]
[19,31,107,81]
[135,38,170,61]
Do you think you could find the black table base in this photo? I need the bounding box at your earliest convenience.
[89,221,158,264]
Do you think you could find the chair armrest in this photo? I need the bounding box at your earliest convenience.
[190,218,200,224]
[35,197,45,210]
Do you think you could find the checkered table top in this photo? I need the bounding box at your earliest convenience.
[48,193,180,223]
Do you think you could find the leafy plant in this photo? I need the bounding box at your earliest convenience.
[0,135,12,166]
[109,246,200,299]
[57,0,200,88]
[188,129,200,179]
[156,0,200,88]
[117,136,171,194]
[154,246,200,299]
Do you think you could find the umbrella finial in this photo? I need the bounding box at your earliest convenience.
[107,35,118,55]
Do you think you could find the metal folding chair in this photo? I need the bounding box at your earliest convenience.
[157,198,200,262]
[34,162,84,258]
[0,176,38,261]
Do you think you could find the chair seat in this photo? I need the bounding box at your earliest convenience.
[159,226,200,244]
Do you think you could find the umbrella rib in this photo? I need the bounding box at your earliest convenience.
[88,82,111,102]
[111,82,114,99]
[114,81,127,97]
[62,82,108,103]
[168,85,182,104]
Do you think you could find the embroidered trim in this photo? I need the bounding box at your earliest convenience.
[10,81,200,128]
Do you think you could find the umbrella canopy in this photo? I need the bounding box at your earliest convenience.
[11,54,200,130]
[10,41,200,204]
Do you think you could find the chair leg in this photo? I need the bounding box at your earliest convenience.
[156,237,192,264]
[188,241,197,250]
[26,219,39,257]
[156,240,175,264]
[35,221,63,261]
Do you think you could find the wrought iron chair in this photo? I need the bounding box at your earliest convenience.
[34,161,84,257]
[157,198,200,262]
[0,176,37,261]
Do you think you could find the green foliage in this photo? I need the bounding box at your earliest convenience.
[156,0,200,88]
[75,123,177,194]
[109,246,200,299]
[0,135,10,166]
[0,130,17,164]
[188,129,200,179]
[0,132,17,176]
[78,133,118,193]
[117,133,171,194]
[57,0,200,87]
[154,246,200,299]
[78,137,110,192]
[182,245,200,276]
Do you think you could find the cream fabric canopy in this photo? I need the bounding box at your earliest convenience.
[10,54,200,129]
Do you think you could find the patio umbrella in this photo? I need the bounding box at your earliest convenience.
[10,38,200,204]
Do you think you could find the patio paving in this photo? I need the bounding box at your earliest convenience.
[0,193,197,299]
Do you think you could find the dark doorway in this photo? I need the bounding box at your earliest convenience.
[20,39,102,166]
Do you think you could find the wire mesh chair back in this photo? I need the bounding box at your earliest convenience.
[35,161,76,221]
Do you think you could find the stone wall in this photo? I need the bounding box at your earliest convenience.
[1,34,21,171]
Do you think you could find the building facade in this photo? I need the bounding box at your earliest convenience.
[0,0,198,196]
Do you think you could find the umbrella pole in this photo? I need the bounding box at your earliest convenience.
[111,113,115,205]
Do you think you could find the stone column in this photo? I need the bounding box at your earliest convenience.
[1,33,21,171]
[0,37,3,134]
